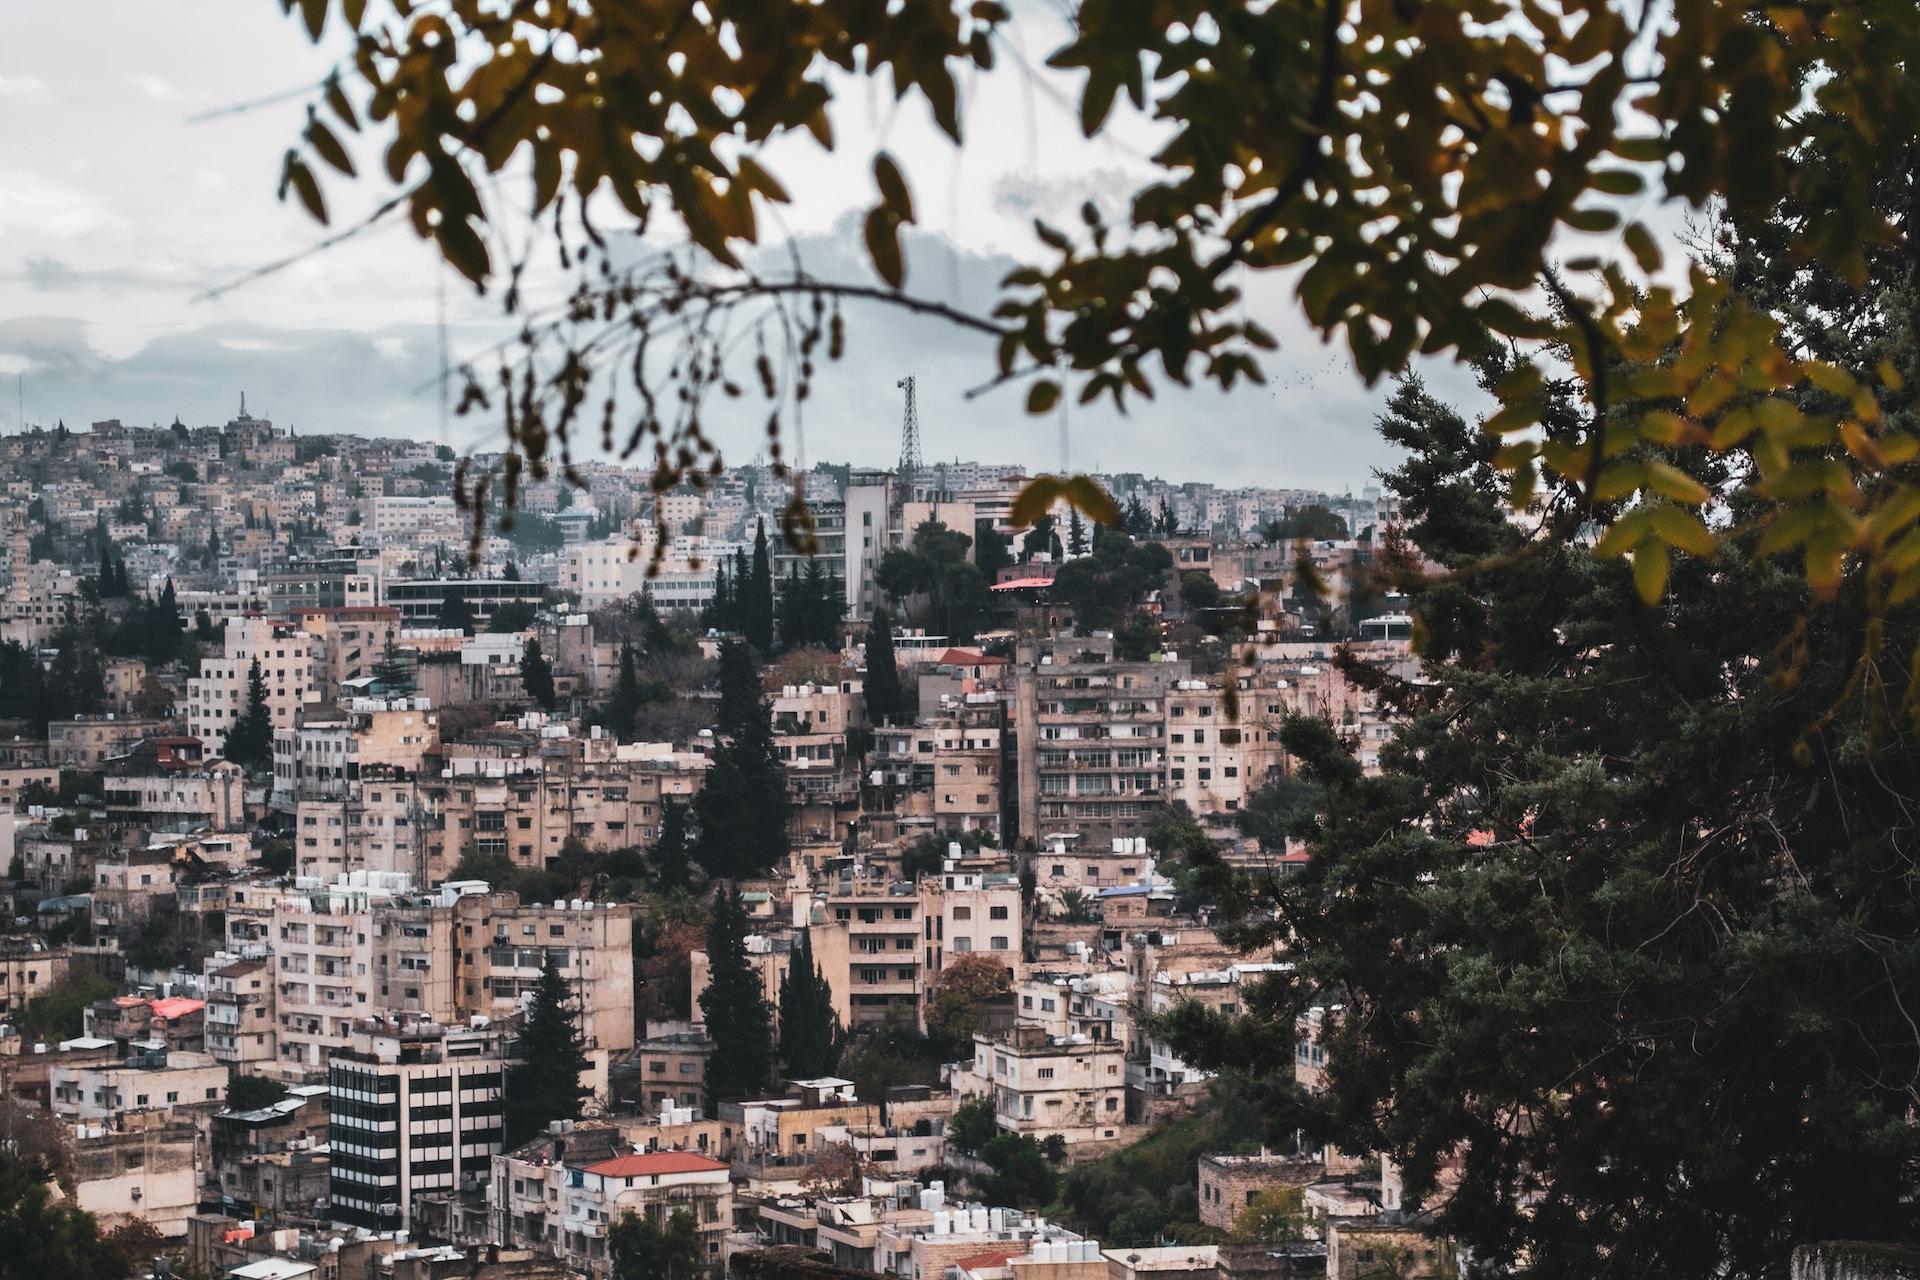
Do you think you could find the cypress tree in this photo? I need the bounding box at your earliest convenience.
[97,546,113,596]
[777,564,804,651]
[505,956,592,1145]
[224,658,273,768]
[801,560,842,648]
[694,709,789,879]
[700,886,773,1102]
[1067,507,1088,556]
[606,642,642,738]
[651,801,693,891]
[777,930,843,1079]
[864,610,904,726]
[520,638,558,711]
[746,518,775,651]
[715,639,761,738]
[439,586,476,634]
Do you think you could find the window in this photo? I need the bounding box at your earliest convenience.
[990,936,1009,950]
[989,906,1009,920]
[953,906,972,921]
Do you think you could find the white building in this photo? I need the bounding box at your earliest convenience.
[188,617,324,755]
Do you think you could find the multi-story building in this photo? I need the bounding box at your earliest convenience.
[327,1017,508,1233]
[966,1025,1128,1145]
[188,616,324,755]
[47,715,173,767]
[920,859,1021,971]
[1013,634,1190,843]
[204,957,276,1068]
[0,935,69,1017]
[50,1044,228,1122]
[557,1150,734,1276]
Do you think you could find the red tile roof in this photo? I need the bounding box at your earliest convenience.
[953,1249,1019,1273]
[150,996,205,1019]
[580,1152,729,1178]
[936,648,1009,666]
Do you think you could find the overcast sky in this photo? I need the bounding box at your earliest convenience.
[0,1,1497,490]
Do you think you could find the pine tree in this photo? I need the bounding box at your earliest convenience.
[605,642,642,738]
[694,710,789,879]
[776,565,805,651]
[224,658,273,768]
[864,610,904,726]
[1157,498,1178,535]
[746,518,775,651]
[777,930,843,1079]
[699,886,773,1102]
[520,638,558,711]
[1067,507,1088,556]
[96,546,114,596]
[715,639,761,739]
[439,587,476,634]
[1159,369,1920,1277]
[974,519,1012,580]
[651,801,693,891]
[800,559,843,648]
[505,956,592,1145]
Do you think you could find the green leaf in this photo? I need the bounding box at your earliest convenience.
[1010,476,1064,528]
[1027,380,1061,414]
[1624,223,1662,274]
[1631,540,1670,604]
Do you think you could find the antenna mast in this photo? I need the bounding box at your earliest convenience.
[895,375,922,502]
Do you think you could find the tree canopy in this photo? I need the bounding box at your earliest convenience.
[699,886,774,1103]
[271,0,1920,609]
[1159,366,1920,1276]
[504,956,592,1146]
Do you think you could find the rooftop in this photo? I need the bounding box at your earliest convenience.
[580,1151,730,1178]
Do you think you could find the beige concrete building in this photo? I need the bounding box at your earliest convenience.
[188,615,325,756]
[71,1117,200,1236]
[1014,634,1190,843]
[967,1025,1127,1144]
[50,1046,228,1121]
[0,935,68,1017]
[48,714,172,767]
[1197,1152,1322,1232]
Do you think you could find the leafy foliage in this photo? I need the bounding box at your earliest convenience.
[519,638,558,711]
[609,1207,702,1280]
[700,886,774,1103]
[505,956,592,1146]
[0,1152,124,1280]
[924,953,1012,1054]
[777,930,843,1080]
[1161,372,1920,1275]
[875,522,993,645]
[863,611,906,727]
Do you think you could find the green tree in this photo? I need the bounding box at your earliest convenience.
[227,1071,289,1112]
[777,930,843,1080]
[650,801,693,892]
[1178,571,1225,613]
[745,518,775,652]
[604,642,643,739]
[694,706,789,879]
[488,598,537,632]
[1066,508,1088,557]
[438,587,477,635]
[504,956,592,1146]
[1261,505,1348,544]
[974,519,1011,579]
[699,886,773,1103]
[520,638,558,711]
[609,1207,702,1280]
[1232,1185,1308,1244]
[948,1097,997,1156]
[0,1153,124,1280]
[1159,369,1920,1276]
[863,611,905,726]
[714,638,762,739]
[223,658,274,768]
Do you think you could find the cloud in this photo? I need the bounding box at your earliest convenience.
[0,317,466,443]
[0,166,121,239]
[126,72,179,101]
[7,252,223,295]
[0,74,46,97]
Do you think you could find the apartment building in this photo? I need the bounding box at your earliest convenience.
[188,616,324,755]
[0,935,68,1017]
[327,1017,508,1233]
[50,1044,228,1122]
[270,875,637,1083]
[559,1151,734,1276]
[291,605,405,690]
[921,861,1021,971]
[47,714,172,766]
[204,957,276,1068]
[816,881,926,1029]
[967,1026,1128,1144]
[1013,634,1191,843]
